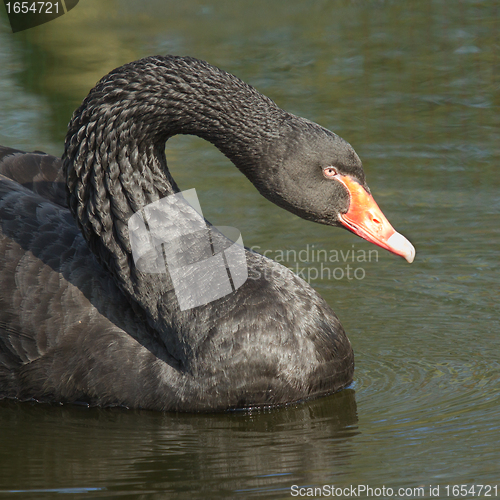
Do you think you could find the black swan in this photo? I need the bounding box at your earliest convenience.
[0,56,414,411]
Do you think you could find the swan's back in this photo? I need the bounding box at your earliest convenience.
[0,150,161,405]
[0,146,66,207]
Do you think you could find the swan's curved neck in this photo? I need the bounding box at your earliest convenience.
[62,56,286,350]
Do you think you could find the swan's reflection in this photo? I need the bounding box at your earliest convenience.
[0,391,358,497]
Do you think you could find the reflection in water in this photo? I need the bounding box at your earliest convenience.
[0,391,358,497]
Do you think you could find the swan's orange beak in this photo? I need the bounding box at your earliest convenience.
[337,175,415,263]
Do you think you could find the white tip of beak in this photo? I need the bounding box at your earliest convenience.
[387,231,416,263]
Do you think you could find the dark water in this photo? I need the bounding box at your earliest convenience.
[0,1,499,499]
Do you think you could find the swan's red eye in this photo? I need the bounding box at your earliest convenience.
[323,167,338,179]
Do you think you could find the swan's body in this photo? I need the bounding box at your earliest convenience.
[0,56,414,411]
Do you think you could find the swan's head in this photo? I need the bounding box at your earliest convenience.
[257,118,415,263]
